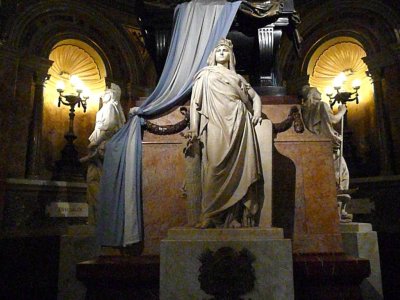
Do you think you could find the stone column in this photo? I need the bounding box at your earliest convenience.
[19,56,53,179]
[25,71,51,178]
[362,45,400,175]
[369,67,394,175]
[0,47,18,218]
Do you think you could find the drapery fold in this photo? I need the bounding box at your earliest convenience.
[97,0,241,246]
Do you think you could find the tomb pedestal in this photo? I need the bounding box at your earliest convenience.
[265,102,371,299]
[160,227,294,300]
[340,223,383,299]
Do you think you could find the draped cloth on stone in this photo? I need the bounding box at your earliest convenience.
[192,65,263,226]
[96,0,241,247]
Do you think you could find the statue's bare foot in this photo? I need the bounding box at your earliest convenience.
[228,220,242,228]
[195,219,215,229]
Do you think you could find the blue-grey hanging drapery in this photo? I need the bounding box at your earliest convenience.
[97,0,241,246]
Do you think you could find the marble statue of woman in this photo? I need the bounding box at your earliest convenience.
[301,85,352,222]
[88,84,126,153]
[81,83,126,224]
[188,39,264,229]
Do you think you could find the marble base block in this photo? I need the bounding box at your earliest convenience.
[160,227,294,300]
[340,223,383,300]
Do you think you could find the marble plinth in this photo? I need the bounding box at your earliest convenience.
[340,223,383,300]
[160,227,294,300]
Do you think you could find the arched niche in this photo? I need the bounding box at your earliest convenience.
[5,0,148,103]
[279,0,400,89]
[3,1,155,177]
[278,0,400,176]
[307,37,378,176]
[43,40,107,174]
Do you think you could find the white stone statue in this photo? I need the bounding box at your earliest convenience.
[187,39,264,228]
[301,85,352,222]
[81,83,126,224]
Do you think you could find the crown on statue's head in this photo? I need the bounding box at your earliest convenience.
[216,38,233,50]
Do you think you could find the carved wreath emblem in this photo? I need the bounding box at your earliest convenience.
[198,247,256,300]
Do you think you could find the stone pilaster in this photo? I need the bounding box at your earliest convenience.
[18,55,53,178]
[25,71,51,178]
[369,68,394,175]
[0,47,19,179]
[362,44,400,175]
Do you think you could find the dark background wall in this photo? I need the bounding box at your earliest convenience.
[0,0,399,299]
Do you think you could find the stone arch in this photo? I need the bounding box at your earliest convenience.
[277,0,400,176]
[279,0,400,91]
[5,0,145,96]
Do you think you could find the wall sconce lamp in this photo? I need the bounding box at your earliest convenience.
[54,74,90,180]
[325,72,361,108]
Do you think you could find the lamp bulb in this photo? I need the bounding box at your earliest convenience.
[325,86,334,97]
[352,79,361,90]
[56,80,65,91]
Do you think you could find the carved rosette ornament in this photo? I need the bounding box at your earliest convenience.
[198,247,256,300]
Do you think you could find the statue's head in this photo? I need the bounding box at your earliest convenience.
[103,83,121,104]
[309,87,321,101]
[103,90,113,103]
[302,85,321,103]
[207,38,236,71]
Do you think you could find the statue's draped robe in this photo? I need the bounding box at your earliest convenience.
[86,97,126,224]
[89,100,126,150]
[192,66,263,225]
[301,100,349,190]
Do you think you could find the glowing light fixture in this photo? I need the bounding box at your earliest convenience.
[326,72,361,108]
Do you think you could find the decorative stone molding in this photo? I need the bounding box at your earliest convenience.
[362,43,400,70]
[4,0,144,91]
